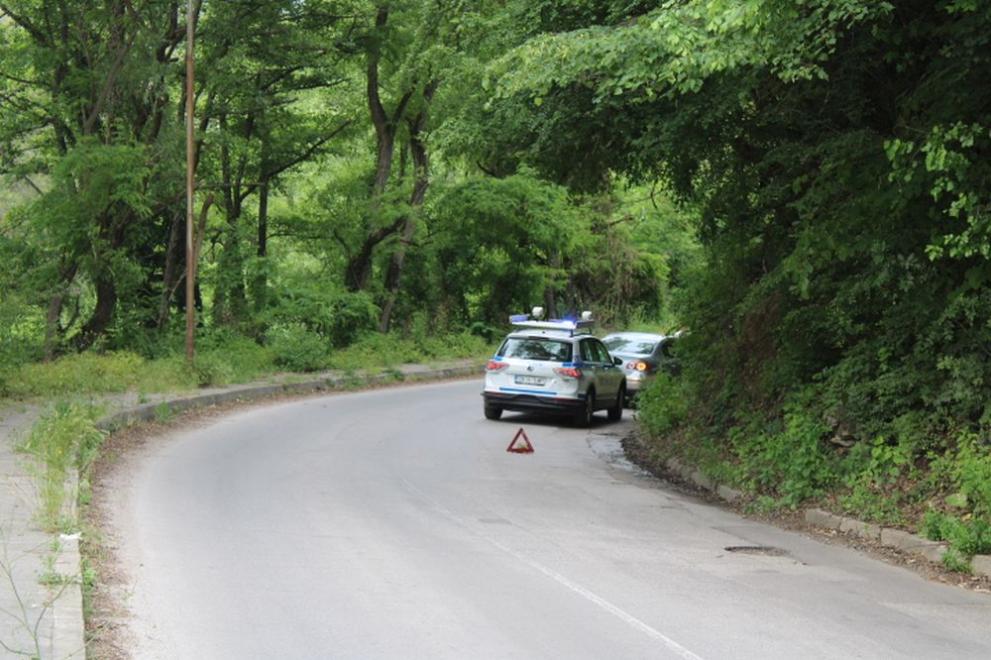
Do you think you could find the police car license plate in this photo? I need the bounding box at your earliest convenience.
[514,375,546,386]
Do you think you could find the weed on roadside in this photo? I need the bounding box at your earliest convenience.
[942,548,973,574]
[17,403,105,532]
[153,402,173,424]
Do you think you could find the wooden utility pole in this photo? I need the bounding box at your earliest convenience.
[185,0,196,362]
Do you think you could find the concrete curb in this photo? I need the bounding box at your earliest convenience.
[95,363,482,432]
[803,508,991,576]
[663,457,745,505]
[804,508,947,563]
[61,361,482,657]
[51,465,85,659]
[52,532,85,659]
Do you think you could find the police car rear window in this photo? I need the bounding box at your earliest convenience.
[498,338,573,362]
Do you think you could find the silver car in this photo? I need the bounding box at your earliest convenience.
[602,331,682,404]
[482,312,626,426]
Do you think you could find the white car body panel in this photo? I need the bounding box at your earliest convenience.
[482,327,625,421]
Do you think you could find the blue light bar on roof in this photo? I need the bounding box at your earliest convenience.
[508,313,595,336]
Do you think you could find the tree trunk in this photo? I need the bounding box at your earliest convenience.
[252,175,270,314]
[214,112,248,325]
[345,240,377,292]
[343,6,415,293]
[543,287,558,321]
[214,227,247,325]
[377,215,415,332]
[377,173,426,332]
[378,83,436,332]
[542,251,562,319]
[44,294,66,360]
[372,132,395,197]
[157,211,184,328]
[343,126,399,292]
[43,260,80,359]
[74,276,117,351]
[73,204,131,350]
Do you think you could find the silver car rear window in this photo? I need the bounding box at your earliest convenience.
[604,337,658,356]
[498,338,573,362]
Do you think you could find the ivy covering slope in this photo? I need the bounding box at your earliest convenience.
[489,0,991,566]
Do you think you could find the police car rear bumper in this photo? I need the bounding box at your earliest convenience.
[482,391,584,414]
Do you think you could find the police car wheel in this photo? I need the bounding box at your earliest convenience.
[484,405,503,421]
[608,385,625,421]
[575,390,595,427]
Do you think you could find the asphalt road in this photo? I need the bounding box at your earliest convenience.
[111,379,991,659]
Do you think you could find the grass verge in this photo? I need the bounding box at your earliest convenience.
[0,331,493,402]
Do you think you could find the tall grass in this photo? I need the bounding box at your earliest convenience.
[17,403,105,531]
[0,331,491,401]
[4,352,196,398]
[328,332,492,372]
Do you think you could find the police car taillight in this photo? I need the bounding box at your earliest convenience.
[486,360,509,371]
[554,367,582,379]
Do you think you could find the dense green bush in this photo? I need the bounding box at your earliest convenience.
[191,352,240,387]
[0,296,44,394]
[0,296,44,364]
[267,281,379,348]
[328,331,490,372]
[414,175,682,328]
[733,401,839,508]
[634,373,689,438]
[267,322,330,372]
[954,436,991,517]
[921,510,991,558]
[195,333,276,384]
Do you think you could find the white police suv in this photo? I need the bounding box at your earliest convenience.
[482,308,626,427]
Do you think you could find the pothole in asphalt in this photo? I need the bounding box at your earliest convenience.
[724,545,788,556]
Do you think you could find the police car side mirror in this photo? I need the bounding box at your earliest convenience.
[613,356,622,366]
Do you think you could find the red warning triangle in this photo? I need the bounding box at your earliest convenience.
[507,427,534,453]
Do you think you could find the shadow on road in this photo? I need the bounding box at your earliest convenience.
[487,411,622,430]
